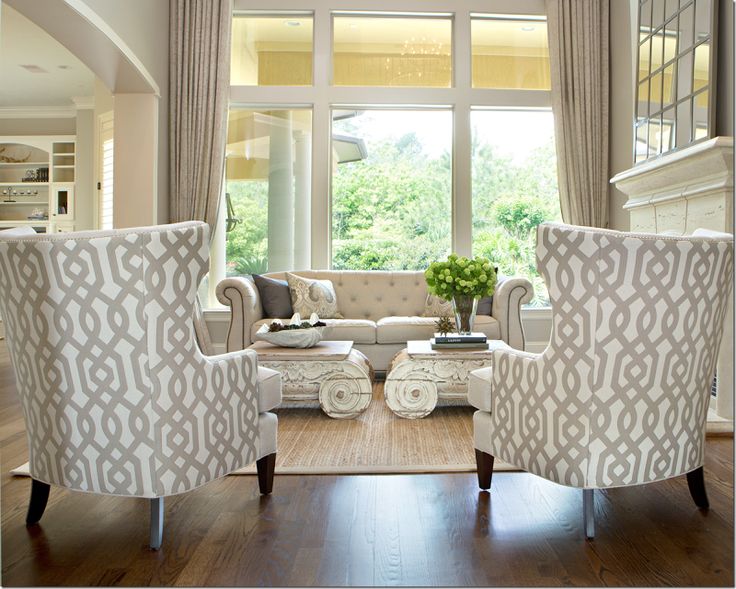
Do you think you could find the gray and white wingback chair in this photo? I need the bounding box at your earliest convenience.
[469,222,734,538]
[0,222,280,549]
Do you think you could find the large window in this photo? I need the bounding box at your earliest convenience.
[220,1,558,309]
[331,110,452,269]
[225,108,312,274]
[471,109,560,306]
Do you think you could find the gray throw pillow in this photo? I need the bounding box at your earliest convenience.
[253,274,294,318]
[477,296,493,315]
[477,267,498,315]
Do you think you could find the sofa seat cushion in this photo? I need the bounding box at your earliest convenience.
[468,366,493,412]
[376,314,500,344]
[251,318,377,344]
[257,366,282,412]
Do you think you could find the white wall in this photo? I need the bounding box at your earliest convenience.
[78,0,170,224]
[608,0,637,231]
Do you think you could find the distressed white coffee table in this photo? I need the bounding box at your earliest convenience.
[248,340,373,419]
[384,339,511,419]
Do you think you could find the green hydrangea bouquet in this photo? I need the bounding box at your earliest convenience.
[425,254,497,334]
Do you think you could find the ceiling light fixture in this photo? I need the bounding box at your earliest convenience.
[521,26,536,32]
[285,20,301,27]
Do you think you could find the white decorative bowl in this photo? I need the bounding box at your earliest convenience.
[254,314,331,348]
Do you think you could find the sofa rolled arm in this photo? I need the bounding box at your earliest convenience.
[491,276,533,350]
[216,277,264,351]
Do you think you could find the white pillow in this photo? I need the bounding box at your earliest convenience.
[423,293,453,317]
[286,273,343,319]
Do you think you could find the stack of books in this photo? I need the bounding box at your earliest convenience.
[430,332,488,350]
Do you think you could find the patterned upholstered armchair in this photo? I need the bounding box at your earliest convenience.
[0,222,280,549]
[469,223,733,538]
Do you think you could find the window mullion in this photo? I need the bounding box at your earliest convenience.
[312,6,332,268]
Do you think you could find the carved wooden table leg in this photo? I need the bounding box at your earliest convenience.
[385,348,495,419]
[318,371,372,419]
[260,348,373,419]
[384,377,438,419]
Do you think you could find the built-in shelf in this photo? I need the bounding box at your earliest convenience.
[0,182,48,186]
[0,136,75,230]
[0,201,47,205]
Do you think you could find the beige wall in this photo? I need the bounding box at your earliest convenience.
[0,117,76,135]
[75,108,95,230]
[79,0,170,224]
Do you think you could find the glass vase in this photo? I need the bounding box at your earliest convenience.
[452,294,478,335]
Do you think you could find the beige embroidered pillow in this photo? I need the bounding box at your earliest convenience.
[423,294,453,317]
[286,273,343,319]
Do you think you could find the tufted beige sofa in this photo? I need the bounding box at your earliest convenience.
[217,270,533,371]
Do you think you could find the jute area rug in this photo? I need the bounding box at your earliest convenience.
[11,383,515,477]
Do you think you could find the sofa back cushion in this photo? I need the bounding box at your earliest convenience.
[264,270,431,321]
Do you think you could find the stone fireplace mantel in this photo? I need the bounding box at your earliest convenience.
[611,136,734,428]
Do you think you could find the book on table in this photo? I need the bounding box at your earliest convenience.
[430,339,490,350]
[432,332,488,344]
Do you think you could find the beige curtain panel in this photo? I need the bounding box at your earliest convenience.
[546,0,610,228]
[169,0,233,228]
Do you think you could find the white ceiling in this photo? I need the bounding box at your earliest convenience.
[0,4,95,107]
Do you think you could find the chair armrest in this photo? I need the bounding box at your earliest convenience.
[491,276,533,350]
[488,346,589,487]
[154,347,263,496]
[216,277,264,351]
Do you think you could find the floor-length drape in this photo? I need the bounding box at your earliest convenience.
[169,0,232,228]
[546,0,610,228]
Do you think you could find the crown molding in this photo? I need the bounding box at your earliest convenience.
[72,96,95,110]
[0,106,77,119]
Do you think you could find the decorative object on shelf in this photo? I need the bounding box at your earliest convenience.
[435,315,454,336]
[255,312,331,348]
[0,146,31,163]
[27,209,48,220]
[424,254,497,335]
[22,169,37,182]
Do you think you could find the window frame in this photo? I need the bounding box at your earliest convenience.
[216,0,551,304]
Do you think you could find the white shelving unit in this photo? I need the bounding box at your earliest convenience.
[0,136,76,233]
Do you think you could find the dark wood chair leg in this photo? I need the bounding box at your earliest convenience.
[26,479,50,525]
[256,453,276,495]
[475,449,495,490]
[686,466,709,509]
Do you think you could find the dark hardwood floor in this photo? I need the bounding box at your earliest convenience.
[1,341,733,587]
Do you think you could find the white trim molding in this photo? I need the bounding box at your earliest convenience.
[0,106,77,119]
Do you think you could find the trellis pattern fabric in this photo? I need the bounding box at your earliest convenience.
[286,273,342,319]
[473,223,733,488]
[0,222,262,498]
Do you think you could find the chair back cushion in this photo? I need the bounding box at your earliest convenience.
[536,223,733,487]
[0,222,260,497]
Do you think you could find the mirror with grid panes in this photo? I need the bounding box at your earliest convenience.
[635,0,717,163]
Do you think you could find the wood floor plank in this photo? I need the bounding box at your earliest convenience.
[1,341,733,587]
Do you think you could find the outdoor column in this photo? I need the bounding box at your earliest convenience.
[293,130,312,270]
[267,111,294,271]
